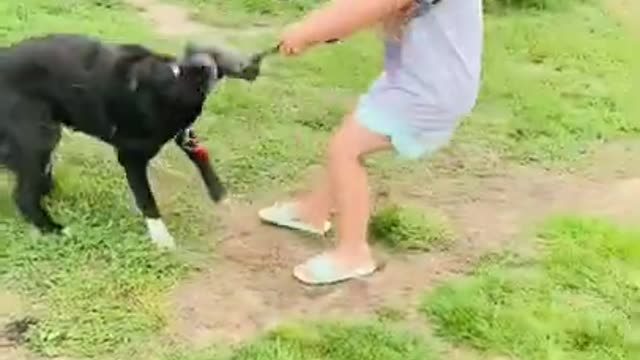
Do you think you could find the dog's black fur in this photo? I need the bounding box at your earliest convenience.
[0,34,261,243]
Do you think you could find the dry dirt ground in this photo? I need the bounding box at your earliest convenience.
[1,1,638,358]
[127,0,276,40]
[167,151,640,347]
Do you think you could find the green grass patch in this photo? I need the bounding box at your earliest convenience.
[480,5,636,164]
[0,137,189,357]
[422,216,640,359]
[0,0,155,44]
[163,321,438,360]
[369,204,453,252]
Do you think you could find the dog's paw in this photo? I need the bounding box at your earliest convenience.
[145,218,176,250]
[210,187,227,203]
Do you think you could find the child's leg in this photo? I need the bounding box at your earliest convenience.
[258,110,357,235]
[294,166,333,231]
[292,112,391,283]
[259,71,458,284]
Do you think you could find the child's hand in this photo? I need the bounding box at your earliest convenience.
[279,23,315,56]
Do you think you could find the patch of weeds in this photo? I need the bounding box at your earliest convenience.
[163,321,439,360]
[369,204,453,252]
[479,5,635,165]
[422,216,640,360]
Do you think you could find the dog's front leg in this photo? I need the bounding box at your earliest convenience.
[174,129,226,202]
[117,151,176,249]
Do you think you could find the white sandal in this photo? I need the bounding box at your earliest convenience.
[258,201,331,235]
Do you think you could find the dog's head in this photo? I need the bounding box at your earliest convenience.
[113,44,219,106]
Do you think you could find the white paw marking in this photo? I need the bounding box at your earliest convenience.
[146,218,176,249]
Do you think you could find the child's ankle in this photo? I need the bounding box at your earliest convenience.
[335,244,373,264]
[296,200,329,230]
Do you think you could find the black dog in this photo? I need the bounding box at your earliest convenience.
[0,34,265,248]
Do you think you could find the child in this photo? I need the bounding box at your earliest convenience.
[259,0,483,285]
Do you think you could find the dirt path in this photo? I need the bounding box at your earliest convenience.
[168,158,640,346]
[127,0,276,39]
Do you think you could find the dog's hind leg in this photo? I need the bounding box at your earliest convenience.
[13,151,63,234]
[7,98,63,234]
[117,151,175,249]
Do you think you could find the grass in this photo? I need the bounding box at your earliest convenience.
[369,204,453,252]
[423,216,640,359]
[162,321,438,360]
[0,0,636,358]
[477,4,635,164]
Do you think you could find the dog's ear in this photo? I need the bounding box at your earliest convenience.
[114,45,179,91]
[114,44,154,91]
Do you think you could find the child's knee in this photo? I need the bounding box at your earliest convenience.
[328,128,359,163]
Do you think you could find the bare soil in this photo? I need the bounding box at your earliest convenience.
[127,0,276,40]
[167,153,640,347]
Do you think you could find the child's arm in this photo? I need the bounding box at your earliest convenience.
[294,0,415,45]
